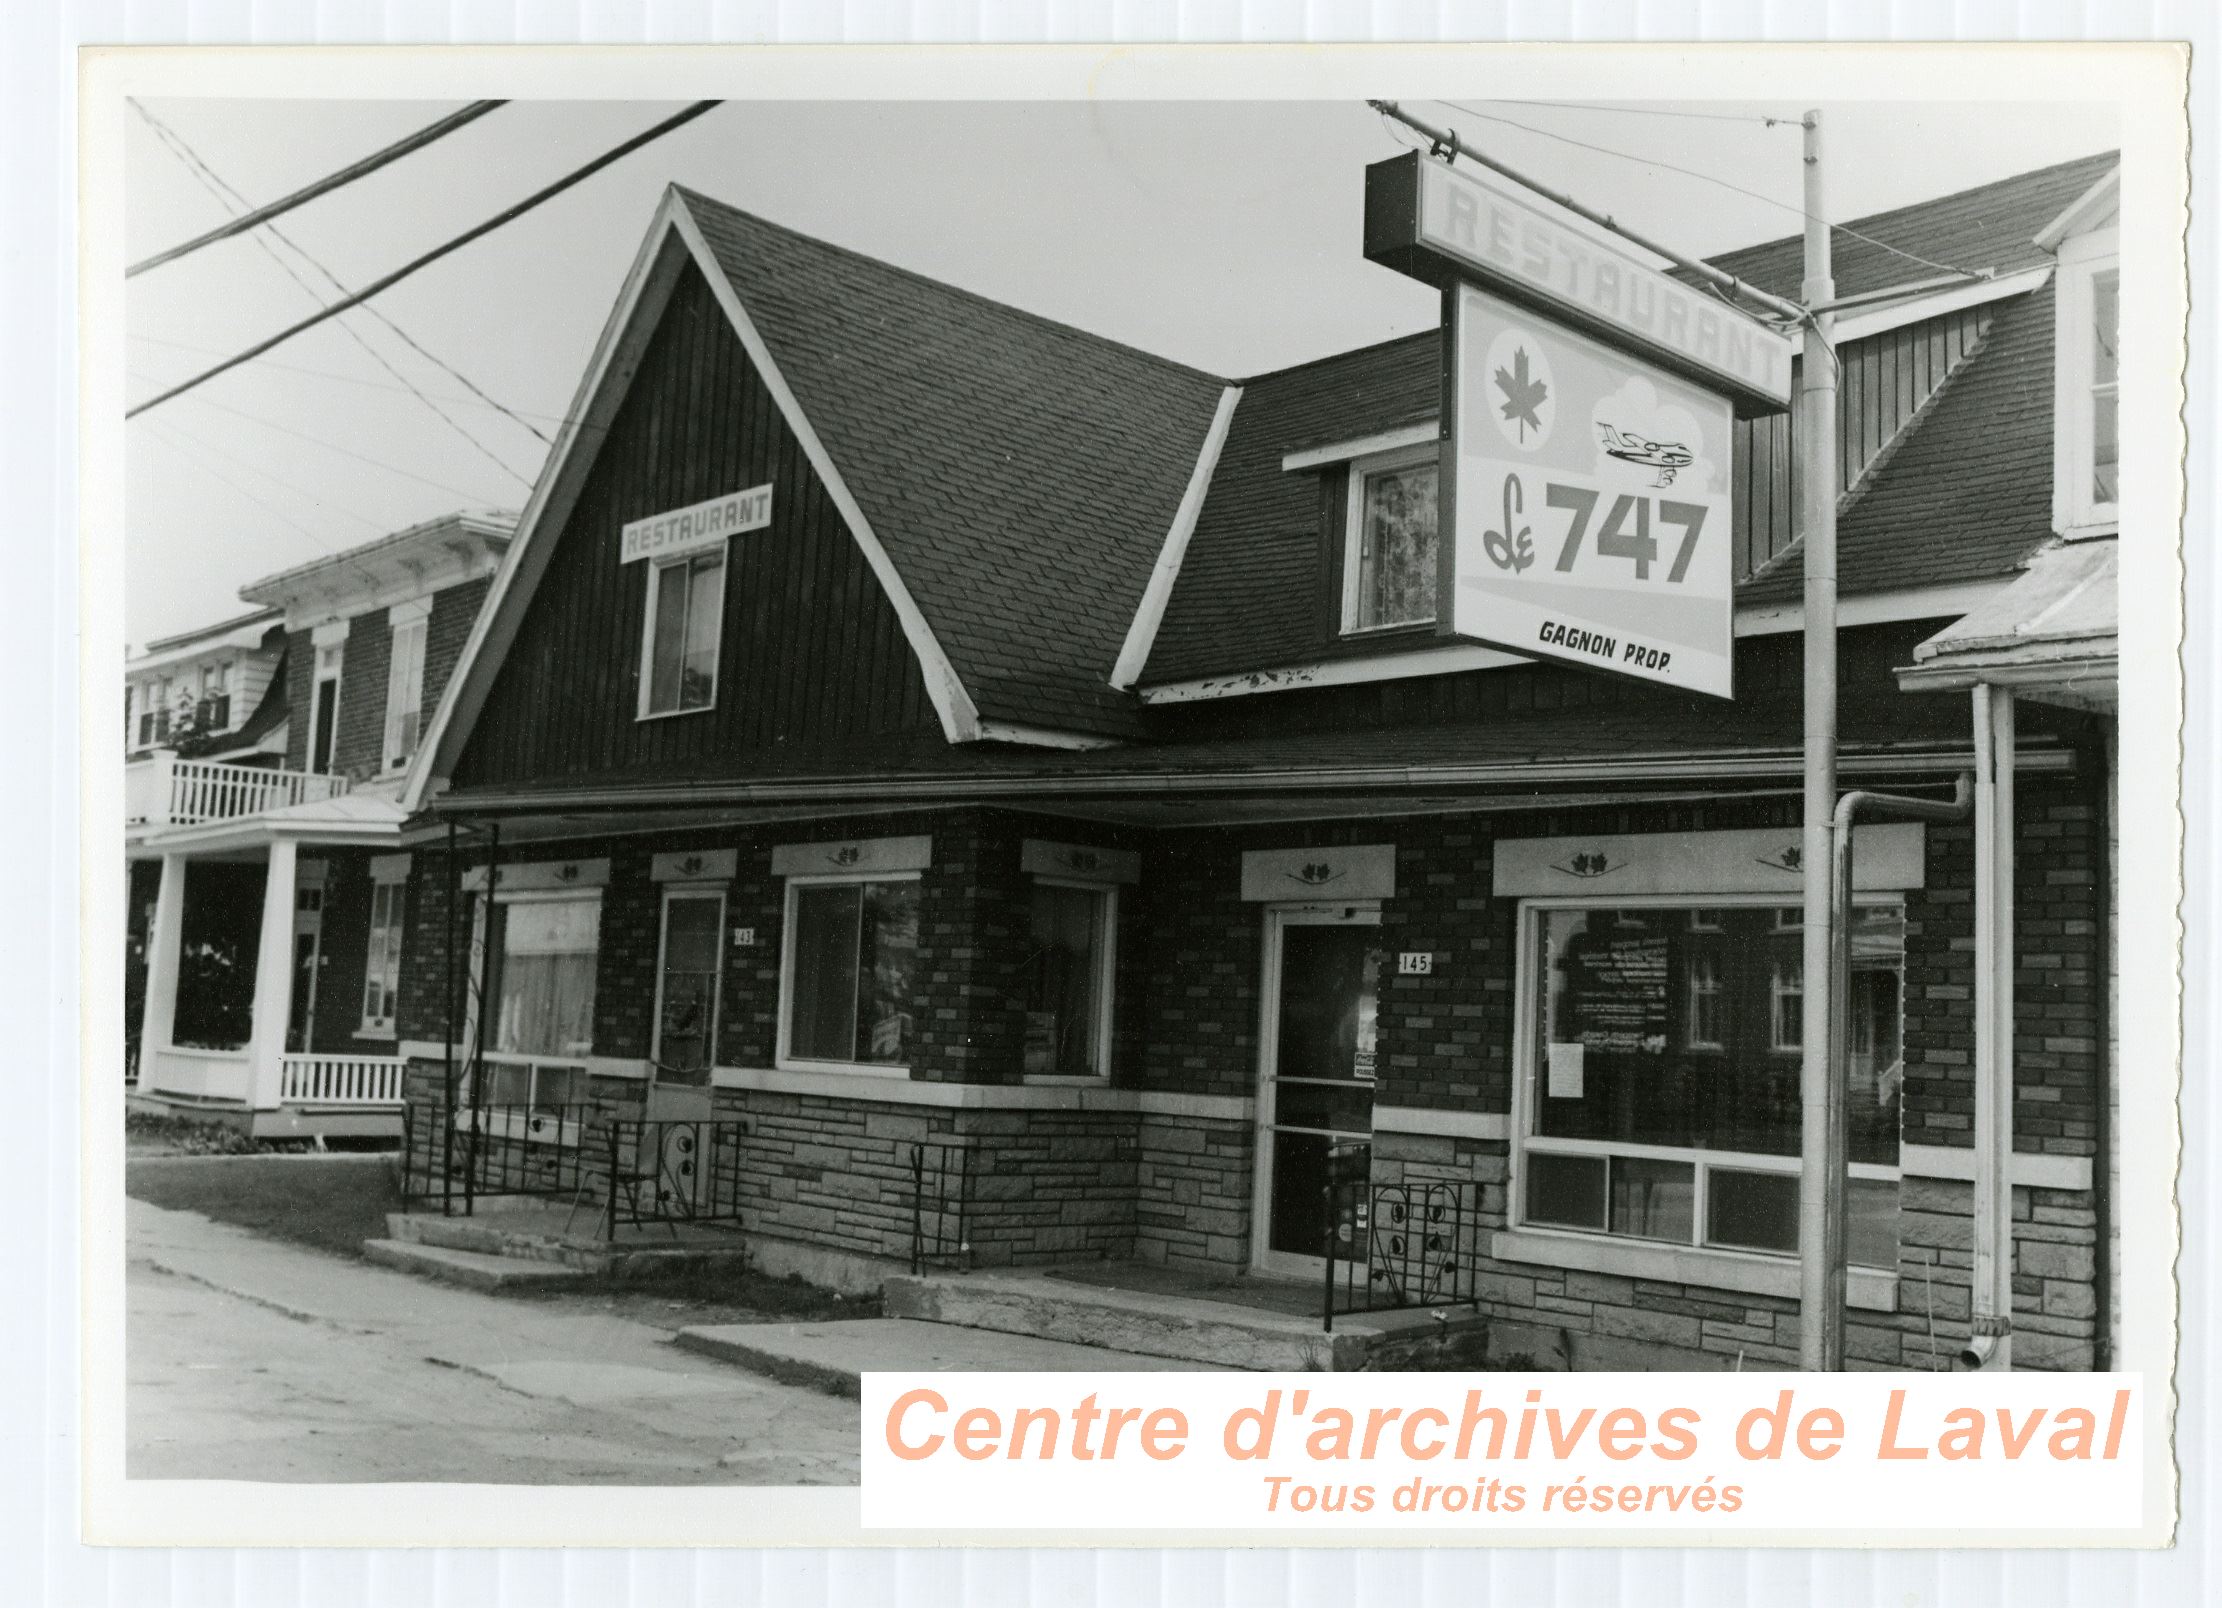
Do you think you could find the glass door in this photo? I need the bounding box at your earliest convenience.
[1253,904,1383,1276]
[653,889,725,1086]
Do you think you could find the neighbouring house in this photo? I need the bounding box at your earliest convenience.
[384,151,2119,1370]
[127,510,513,1139]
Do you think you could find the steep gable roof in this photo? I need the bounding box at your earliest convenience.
[677,189,1233,738]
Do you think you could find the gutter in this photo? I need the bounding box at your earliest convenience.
[425,742,2075,819]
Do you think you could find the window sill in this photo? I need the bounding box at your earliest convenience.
[1490,1227,1899,1312]
[1336,621,1437,642]
[635,703,717,724]
[775,1056,914,1080]
[356,1023,398,1041]
[1022,1074,1111,1087]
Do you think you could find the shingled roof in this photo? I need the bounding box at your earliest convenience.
[1139,150,2118,686]
[679,189,1231,739]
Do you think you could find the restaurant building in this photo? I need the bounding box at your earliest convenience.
[387,152,2120,1370]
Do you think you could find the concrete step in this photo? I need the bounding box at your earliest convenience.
[382,1211,756,1283]
[385,1210,592,1266]
[883,1271,1403,1370]
[362,1237,594,1293]
[673,1317,1228,1398]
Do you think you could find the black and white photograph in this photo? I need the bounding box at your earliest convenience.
[57,35,2196,1567]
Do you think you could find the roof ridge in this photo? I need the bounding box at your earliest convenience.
[672,184,1233,390]
[1704,148,2119,272]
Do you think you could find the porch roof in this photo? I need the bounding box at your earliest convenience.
[421,688,2085,832]
[135,791,406,857]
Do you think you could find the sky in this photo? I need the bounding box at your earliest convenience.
[121,97,2117,652]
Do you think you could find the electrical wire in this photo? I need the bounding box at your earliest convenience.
[129,102,545,486]
[128,332,576,425]
[127,100,505,277]
[1489,99,1799,129]
[126,100,722,421]
[130,372,510,504]
[1433,101,1993,285]
[140,418,338,547]
[140,411,387,535]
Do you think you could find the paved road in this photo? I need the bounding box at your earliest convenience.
[127,1198,860,1485]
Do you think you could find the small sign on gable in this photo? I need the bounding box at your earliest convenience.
[619,485,773,565]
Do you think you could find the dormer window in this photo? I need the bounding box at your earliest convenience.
[2052,227,2120,536]
[1342,445,1439,633]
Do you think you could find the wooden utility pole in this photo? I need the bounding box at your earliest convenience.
[1795,109,1846,1371]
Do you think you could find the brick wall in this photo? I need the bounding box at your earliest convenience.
[332,609,393,784]
[423,577,490,719]
[281,628,312,772]
[304,847,396,1055]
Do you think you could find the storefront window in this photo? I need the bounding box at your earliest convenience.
[1519,901,1904,1270]
[783,877,919,1068]
[1023,880,1114,1077]
[1344,449,1438,631]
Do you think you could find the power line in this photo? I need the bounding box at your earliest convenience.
[128,99,723,421]
[140,419,335,546]
[142,412,386,534]
[1491,99,1798,128]
[128,333,578,426]
[1432,101,1992,285]
[132,372,512,503]
[129,103,546,483]
[127,100,505,277]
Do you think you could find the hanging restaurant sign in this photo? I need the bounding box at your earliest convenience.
[1438,282,1738,699]
[1363,150,1795,412]
[619,484,773,564]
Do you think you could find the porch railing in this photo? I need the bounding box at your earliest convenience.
[909,1140,972,1274]
[279,1053,405,1106]
[598,1119,750,1237]
[1321,1175,1485,1332]
[127,752,351,829]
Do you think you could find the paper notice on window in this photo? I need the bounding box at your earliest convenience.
[1547,1041,1586,1099]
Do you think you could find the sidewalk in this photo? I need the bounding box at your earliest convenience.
[127,1197,861,1484]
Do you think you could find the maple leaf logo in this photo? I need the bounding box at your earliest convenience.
[1495,345,1550,442]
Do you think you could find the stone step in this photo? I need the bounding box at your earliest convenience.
[385,1210,593,1266]
[673,1317,1226,1398]
[362,1237,594,1293]
[882,1271,1407,1370]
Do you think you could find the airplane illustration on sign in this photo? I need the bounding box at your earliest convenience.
[1595,422,1695,487]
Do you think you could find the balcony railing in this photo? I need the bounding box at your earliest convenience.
[126,752,350,829]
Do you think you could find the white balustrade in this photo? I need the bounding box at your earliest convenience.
[278,1053,406,1107]
[164,759,351,826]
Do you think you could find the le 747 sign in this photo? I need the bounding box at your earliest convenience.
[1443,282,1737,698]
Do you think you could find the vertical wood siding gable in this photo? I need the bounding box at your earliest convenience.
[1730,305,1995,578]
[449,265,940,789]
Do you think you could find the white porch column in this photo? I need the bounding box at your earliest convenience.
[1970,685,2017,1368]
[245,837,299,1111]
[137,853,188,1079]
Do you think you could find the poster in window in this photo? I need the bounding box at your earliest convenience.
[1561,925,1670,1054]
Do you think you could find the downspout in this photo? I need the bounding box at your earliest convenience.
[1829,771,1975,1363]
[1967,684,2016,1369]
[466,820,501,1219]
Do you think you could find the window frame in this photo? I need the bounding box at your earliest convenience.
[359,878,405,1039]
[1338,442,1441,637]
[1507,891,1904,1275]
[775,869,922,1078]
[651,883,727,1076]
[635,545,728,722]
[382,603,432,772]
[2052,228,2122,537]
[309,642,345,775]
[1020,874,1120,1085]
[459,886,603,1147]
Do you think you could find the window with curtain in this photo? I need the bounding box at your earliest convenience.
[643,549,725,715]
[488,895,601,1060]
[1345,451,1439,632]
[784,878,919,1068]
[383,613,429,769]
[1518,901,1905,1271]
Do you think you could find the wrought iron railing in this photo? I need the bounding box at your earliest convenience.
[402,1097,751,1239]
[595,1118,750,1237]
[1321,1175,1485,1332]
[909,1140,972,1274]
